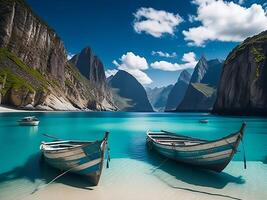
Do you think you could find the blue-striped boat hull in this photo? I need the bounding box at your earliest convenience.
[146,123,246,172]
[40,133,109,185]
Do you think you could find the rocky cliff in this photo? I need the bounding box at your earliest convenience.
[146,85,173,112]
[177,57,222,111]
[109,70,153,112]
[0,0,116,110]
[0,0,65,83]
[70,47,106,89]
[214,30,267,115]
[165,70,191,111]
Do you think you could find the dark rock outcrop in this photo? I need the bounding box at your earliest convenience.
[214,30,267,115]
[0,0,116,110]
[109,70,153,112]
[165,70,191,111]
[146,85,173,111]
[69,47,106,88]
[177,57,222,111]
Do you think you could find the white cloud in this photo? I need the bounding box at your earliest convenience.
[188,14,197,23]
[133,7,183,37]
[183,0,267,46]
[105,69,118,78]
[151,51,177,58]
[151,52,198,71]
[67,53,75,60]
[113,52,152,85]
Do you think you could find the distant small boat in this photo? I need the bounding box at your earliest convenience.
[17,116,40,126]
[40,132,109,186]
[146,123,246,172]
[199,119,208,123]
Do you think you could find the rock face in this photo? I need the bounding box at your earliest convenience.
[146,85,173,112]
[165,70,191,111]
[0,0,65,83]
[109,70,153,112]
[0,0,116,110]
[177,57,222,111]
[214,30,267,115]
[69,47,106,88]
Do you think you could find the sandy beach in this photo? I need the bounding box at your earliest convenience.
[0,159,266,200]
[0,105,27,113]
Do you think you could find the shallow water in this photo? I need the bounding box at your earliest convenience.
[0,112,266,200]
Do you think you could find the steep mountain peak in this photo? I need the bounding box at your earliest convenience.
[165,70,191,111]
[207,58,222,66]
[80,46,92,54]
[176,57,222,112]
[178,70,191,83]
[70,46,106,85]
[190,57,208,83]
[199,55,207,62]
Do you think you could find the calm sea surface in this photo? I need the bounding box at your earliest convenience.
[0,112,266,200]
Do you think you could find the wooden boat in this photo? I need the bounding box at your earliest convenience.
[146,123,246,172]
[17,116,39,126]
[40,132,109,186]
[199,119,208,123]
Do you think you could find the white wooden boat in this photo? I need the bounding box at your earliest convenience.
[146,123,246,172]
[17,116,39,126]
[199,119,208,123]
[40,132,109,185]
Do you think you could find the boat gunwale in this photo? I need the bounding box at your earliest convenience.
[41,140,102,153]
[147,130,241,148]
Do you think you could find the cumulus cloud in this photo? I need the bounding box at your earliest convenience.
[151,52,198,71]
[151,51,177,58]
[112,52,152,85]
[105,69,118,78]
[67,53,75,60]
[183,0,267,46]
[133,7,183,37]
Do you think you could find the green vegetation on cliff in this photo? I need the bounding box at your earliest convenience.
[0,69,34,95]
[225,30,267,64]
[0,48,49,84]
[251,47,266,63]
[251,47,266,78]
[0,48,49,95]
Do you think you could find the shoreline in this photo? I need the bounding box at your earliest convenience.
[0,105,30,113]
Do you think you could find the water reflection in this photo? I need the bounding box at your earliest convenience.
[29,126,38,135]
[0,153,95,191]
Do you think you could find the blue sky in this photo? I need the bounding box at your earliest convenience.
[26,0,267,87]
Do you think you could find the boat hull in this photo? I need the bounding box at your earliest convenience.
[18,121,39,126]
[40,135,108,186]
[147,124,245,172]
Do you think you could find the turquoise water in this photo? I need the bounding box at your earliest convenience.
[0,112,266,200]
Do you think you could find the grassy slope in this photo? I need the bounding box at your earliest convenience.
[191,83,216,97]
[0,48,50,95]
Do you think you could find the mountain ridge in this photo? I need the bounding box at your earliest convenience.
[109,70,153,112]
[176,58,222,111]
[165,70,191,111]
